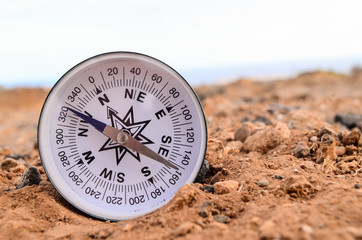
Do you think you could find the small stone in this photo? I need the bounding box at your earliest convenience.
[260,190,268,196]
[1,158,19,171]
[194,159,209,184]
[213,180,239,194]
[224,141,243,155]
[234,122,255,142]
[243,122,290,153]
[16,167,42,189]
[301,224,314,234]
[252,116,271,125]
[199,208,209,218]
[256,178,269,188]
[310,136,318,143]
[336,146,346,156]
[4,154,30,160]
[334,112,362,129]
[317,126,337,138]
[342,129,361,146]
[201,185,214,193]
[293,142,310,158]
[354,184,360,189]
[346,145,358,154]
[214,214,230,224]
[274,175,283,180]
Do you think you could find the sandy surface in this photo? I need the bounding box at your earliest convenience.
[0,71,361,239]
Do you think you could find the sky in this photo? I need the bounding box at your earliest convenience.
[1,0,362,87]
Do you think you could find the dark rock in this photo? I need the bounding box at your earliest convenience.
[267,103,299,114]
[214,214,230,224]
[274,175,284,180]
[16,167,42,189]
[294,142,310,158]
[354,184,360,189]
[1,158,19,171]
[252,116,271,125]
[240,117,250,123]
[194,159,209,184]
[334,113,362,130]
[199,208,209,218]
[235,122,254,142]
[201,185,214,194]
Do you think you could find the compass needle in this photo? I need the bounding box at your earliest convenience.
[38,52,207,221]
[68,107,179,170]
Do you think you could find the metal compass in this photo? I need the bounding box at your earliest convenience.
[38,52,207,221]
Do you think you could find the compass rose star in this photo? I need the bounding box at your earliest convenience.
[99,106,153,165]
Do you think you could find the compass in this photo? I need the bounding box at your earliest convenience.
[38,52,207,221]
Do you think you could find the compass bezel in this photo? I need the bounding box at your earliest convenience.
[38,52,207,220]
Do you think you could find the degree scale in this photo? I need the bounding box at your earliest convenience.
[38,52,207,221]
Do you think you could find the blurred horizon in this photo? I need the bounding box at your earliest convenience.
[1,54,362,88]
[1,0,362,88]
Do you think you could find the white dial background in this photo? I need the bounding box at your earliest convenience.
[38,52,207,221]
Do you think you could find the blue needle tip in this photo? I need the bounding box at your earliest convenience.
[67,108,106,133]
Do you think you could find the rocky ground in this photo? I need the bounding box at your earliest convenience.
[0,70,361,239]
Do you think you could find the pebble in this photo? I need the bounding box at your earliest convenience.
[317,126,336,138]
[252,116,271,125]
[274,175,284,180]
[16,167,42,189]
[243,122,290,153]
[214,214,230,224]
[336,146,346,156]
[194,159,209,184]
[201,185,214,194]
[213,180,239,194]
[354,184,360,189]
[267,103,299,114]
[199,208,209,218]
[256,178,269,188]
[342,129,361,146]
[1,158,19,171]
[293,142,310,158]
[4,154,30,160]
[301,224,314,234]
[234,122,255,142]
[334,112,362,129]
[224,141,243,154]
[310,136,318,143]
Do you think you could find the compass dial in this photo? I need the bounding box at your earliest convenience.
[38,52,207,221]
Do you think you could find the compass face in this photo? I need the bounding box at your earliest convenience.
[38,52,207,221]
